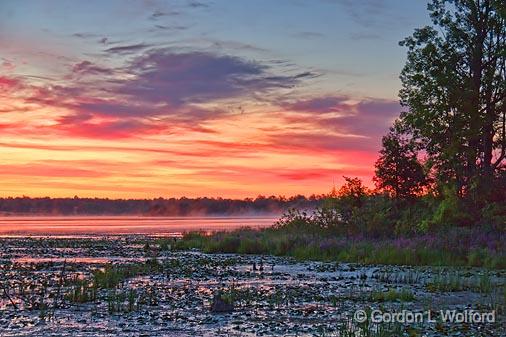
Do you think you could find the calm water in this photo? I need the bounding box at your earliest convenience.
[0,216,278,236]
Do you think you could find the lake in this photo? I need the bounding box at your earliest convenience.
[0,216,278,236]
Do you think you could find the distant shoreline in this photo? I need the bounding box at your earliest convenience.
[0,196,320,217]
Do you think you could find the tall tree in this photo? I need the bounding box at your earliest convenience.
[398,0,505,197]
[374,125,428,199]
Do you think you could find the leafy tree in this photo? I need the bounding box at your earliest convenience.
[337,176,369,208]
[398,0,505,198]
[374,124,429,199]
[322,177,370,225]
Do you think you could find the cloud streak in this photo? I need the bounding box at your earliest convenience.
[104,43,153,55]
[283,95,400,140]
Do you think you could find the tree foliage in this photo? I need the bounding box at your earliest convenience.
[374,124,429,199]
[337,176,370,207]
[398,0,505,198]
[277,1,506,238]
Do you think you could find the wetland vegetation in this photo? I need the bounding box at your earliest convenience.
[0,236,504,336]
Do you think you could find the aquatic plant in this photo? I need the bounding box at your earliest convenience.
[426,271,465,292]
[106,289,141,314]
[334,313,405,337]
[370,288,415,302]
[1,235,504,336]
[65,279,97,304]
[93,258,163,289]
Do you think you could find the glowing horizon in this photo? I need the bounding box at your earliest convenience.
[0,0,430,199]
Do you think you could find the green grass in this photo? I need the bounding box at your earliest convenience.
[93,258,163,289]
[106,289,141,314]
[174,229,505,269]
[65,279,97,304]
[370,288,415,302]
[425,270,493,293]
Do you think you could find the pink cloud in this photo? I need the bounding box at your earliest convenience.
[0,76,22,89]
[56,119,168,139]
[1,59,15,72]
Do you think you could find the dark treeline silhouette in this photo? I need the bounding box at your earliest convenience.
[0,195,323,216]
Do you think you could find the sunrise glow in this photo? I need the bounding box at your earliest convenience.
[0,0,429,198]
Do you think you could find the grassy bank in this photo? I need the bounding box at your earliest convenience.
[174,226,506,269]
[174,179,505,269]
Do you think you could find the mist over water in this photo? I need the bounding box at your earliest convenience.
[0,216,277,237]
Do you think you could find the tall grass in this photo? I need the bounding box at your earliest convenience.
[174,226,506,269]
[370,288,415,302]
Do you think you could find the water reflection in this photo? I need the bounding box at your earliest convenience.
[0,216,277,236]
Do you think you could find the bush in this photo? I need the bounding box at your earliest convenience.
[350,195,395,237]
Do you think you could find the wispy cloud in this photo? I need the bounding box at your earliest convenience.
[0,164,110,178]
[154,24,188,31]
[291,31,324,39]
[56,118,168,139]
[283,95,349,113]
[72,32,97,39]
[279,95,401,150]
[71,61,114,77]
[0,75,22,89]
[188,1,209,9]
[104,43,153,55]
[10,49,313,139]
[333,0,388,28]
[149,10,180,20]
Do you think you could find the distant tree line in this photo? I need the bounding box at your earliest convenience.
[0,195,323,216]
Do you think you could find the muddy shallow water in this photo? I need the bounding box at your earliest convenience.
[0,236,504,336]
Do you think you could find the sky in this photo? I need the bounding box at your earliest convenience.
[0,0,431,198]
